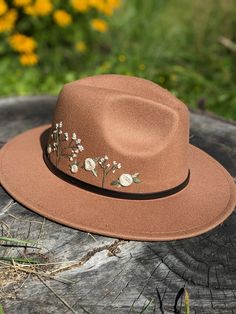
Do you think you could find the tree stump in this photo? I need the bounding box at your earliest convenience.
[0,96,236,314]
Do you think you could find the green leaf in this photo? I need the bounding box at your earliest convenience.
[111,180,119,186]
[0,303,4,314]
[133,177,141,184]
[0,237,36,246]
[0,256,41,264]
[185,289,190,314]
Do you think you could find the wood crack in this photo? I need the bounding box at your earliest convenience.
[51,240,126,275]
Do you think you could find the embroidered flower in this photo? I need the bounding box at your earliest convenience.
[70,163,79,173]
[78,145,84,152]
[48,121,84,169]
[47,144,52,154]
[97,156,122,187]
[111,173,141,187]
[84,158,98,177]
[119,174,133,187]
[84,158,96,171]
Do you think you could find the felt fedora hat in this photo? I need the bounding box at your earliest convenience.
[0,74,236,241]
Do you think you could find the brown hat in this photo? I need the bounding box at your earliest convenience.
[0,74,236,241]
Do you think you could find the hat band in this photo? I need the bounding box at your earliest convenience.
[43,150,190,200]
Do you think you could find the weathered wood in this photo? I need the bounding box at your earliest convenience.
[0,96,236,314]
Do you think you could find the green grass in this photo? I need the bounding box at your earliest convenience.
[1,0,236,120]
[0,303,4,314]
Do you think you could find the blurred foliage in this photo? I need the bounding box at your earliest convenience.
[0,0,236,120]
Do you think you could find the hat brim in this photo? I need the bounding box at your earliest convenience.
[0,125,236,241]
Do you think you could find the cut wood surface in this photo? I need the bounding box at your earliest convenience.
[0,96,236,314]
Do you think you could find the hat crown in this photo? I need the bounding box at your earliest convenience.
[46,75,189,193]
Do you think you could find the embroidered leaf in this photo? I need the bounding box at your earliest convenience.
[133,177,141,184]
[92,169,98,177]
[111,180,119,186]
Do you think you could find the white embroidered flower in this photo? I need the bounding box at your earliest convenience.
[104,155,109,160]
[113,161,117,165]
[107,163,110,168]
[78,145,84,152]
[47,145,52,154]
[70,164,78,173]
[119,174,133,187]
[74,149,79,153]
[84,158,96,171]
[69,157,73,161]
[59,130,62,134]
[76,139,81,144]
[59,121,63,127]
[117,163,121,169]
[72,133,76,140]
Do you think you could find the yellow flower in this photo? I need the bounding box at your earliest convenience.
[0,0,7,16]
[99,61,110,72]
[9,33,37,53]
[53,10,72,27]
[13,0,31,7]
[19,53,39,66]
[118,54,126,62]
[0,9,18,33]
[75,41,87,53]
[159,76,165,83]
[71,0,90,12]
[24,0,53,16]
[170,74,177,81]
[91,18,108,33]
[108,0,120,7]
[89,0,120,16]
[138,64,145,71]
[24,5,35,15]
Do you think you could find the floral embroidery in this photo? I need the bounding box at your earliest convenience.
[83,155,122,187]
[70,163,79,173]
[47,121,84,172]
[83,157,99,177]
[47,121,141,187]
[98,155,121,188]
[111,173,141,187]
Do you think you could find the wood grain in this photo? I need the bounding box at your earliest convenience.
[0,97,236,314]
